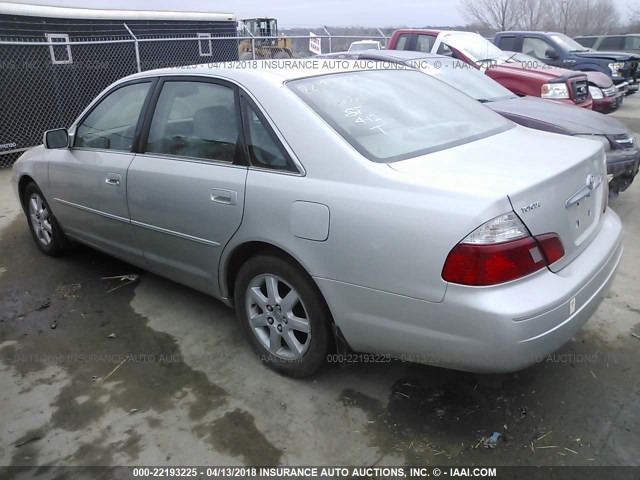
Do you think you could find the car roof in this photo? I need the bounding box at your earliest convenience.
[317,50,446,63]
[123,59,383,84]
[392,28,443,35]
[499,31,563,35]
[360,50,445,62]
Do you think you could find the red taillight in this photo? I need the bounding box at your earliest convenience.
[442,233,565,286]
[535,233,565,264]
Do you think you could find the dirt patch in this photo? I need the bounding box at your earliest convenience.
[195,409,283,466]
[0,217,228,464]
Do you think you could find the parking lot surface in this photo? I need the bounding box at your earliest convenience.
[1,96,639,470]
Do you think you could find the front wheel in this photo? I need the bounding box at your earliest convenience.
[234,254,331,377]
[23,182,66,256]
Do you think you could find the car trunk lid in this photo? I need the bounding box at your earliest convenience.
[387,126,607,272]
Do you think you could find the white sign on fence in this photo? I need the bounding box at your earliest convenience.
[309,32,322,55]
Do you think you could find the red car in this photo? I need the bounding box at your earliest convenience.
[503,51,624,114]
[387,29,593,109]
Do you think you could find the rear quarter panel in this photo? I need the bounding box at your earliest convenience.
[219,72,511,304]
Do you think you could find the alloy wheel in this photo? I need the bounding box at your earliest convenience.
[29,193,52,246]
[245,274,311,360]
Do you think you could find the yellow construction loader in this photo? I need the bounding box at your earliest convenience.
[238,18,294,60]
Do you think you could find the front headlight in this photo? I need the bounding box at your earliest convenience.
[541,83,570,99]
[588,86,604,99]
[575,134,612,152]
[608,62,624,77]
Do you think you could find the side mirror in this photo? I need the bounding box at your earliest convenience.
[44,128,69,149]
[545,48,559,59]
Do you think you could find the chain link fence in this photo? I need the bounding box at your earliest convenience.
[0,28,387,168]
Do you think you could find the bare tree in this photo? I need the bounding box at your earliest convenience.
[459,0,522,31]
[544,0,619,36]
[580,0,620,34]
[520,0,549,30]
[544,0,576,34]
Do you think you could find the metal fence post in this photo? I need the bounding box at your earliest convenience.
[238,21,256,60]
[377,28,388,48]
[322,26,332,53]
[123,23,141,72]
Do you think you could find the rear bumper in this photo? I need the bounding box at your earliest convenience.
[317,211,623,373]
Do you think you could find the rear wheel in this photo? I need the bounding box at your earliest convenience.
[234,254,331,377]
[23,182,65,256]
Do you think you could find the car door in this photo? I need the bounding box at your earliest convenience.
[127,78,248,296]
[48,80,154,265]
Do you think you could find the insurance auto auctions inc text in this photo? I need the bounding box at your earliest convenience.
[254,467,497,477]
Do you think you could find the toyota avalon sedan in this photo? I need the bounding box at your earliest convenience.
[318,50,639,194]
[12,61,623,377]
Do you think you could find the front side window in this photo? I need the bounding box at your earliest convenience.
[416,35,435,53]
[145,81,239,163]
[75,82,151,151]
[289,70,512,163]
[523,37,555,59]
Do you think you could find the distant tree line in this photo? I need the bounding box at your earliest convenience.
[458,0,634,36]
[277,0,638,56]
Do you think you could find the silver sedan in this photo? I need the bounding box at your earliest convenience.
[12,61,623,377]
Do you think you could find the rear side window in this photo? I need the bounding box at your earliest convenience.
[599,36,624,50]
[497,36,517,51]
[145,81,239,163]
[243,102,295,172]
[289,70,511,163]
[575,37,597,48]
[75,82,150,151]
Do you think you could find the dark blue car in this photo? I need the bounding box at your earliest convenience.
[494,31,639,94]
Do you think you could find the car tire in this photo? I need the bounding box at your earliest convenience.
[234,253,331,377]
[23,182,66,256]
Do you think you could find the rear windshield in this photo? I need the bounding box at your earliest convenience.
[288,69,512,163]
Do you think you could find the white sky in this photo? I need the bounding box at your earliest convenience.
[4,0,637,27]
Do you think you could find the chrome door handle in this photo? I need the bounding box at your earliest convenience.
[211,188,237,206]
[105,173,121,186]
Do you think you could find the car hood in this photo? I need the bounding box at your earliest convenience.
[572,51,640,61]
[584,71,614,88]
[504,61,613,87]
[488,62,572,82]
[487,96,627,135]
